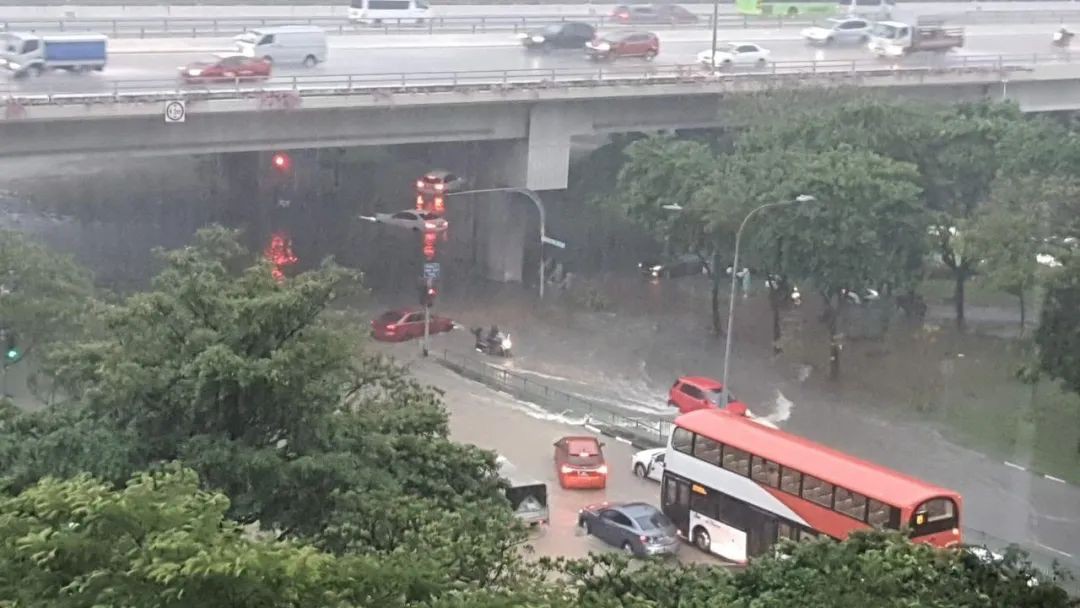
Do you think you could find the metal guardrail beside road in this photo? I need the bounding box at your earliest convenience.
[0,9,1075,38]
[0,13,814,37]
[436,349,672,446]
[0,56,1039,106]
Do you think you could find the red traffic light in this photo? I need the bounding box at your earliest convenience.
[271,152,292,172]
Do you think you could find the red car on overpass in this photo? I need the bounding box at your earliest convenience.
[178,54,271,84]
[371,308,455,342]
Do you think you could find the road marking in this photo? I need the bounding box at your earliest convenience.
[1035,542,1075,559]
[584,424,602,434]
[614,436,633,445]
[1044,474,1067,484]
[1004,461,1027,471]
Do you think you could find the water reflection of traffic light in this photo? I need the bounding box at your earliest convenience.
[265,231,298,282]
[422,231,438,261]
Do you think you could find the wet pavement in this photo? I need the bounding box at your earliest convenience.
[384,349,715,564]
[367,274,1080,572]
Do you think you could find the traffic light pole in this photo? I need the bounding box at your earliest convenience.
[421,277,433,358]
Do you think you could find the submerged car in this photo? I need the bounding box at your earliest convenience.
[373,210,448,233]
[371,308,454,342]
[638,253,707,279]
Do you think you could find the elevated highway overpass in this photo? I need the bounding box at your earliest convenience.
[1,56,1077,190]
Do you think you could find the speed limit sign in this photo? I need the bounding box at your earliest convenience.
[164,100,186,124]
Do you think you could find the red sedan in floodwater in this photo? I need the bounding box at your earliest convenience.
[178,54,271,83]
[554,436,608,489]
[371,308,455,342]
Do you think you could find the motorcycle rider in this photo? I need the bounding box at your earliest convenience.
[1054,26,1074,46]
[487,325,501,347]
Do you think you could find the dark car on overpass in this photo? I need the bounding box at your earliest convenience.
[518,22,597,51]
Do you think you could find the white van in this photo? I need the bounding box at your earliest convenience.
[235,26,327,67]
[348,0,433,25]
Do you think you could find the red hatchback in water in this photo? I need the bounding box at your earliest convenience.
[668,376,738,414]
[554,436,608,489]
[371,308,454,342]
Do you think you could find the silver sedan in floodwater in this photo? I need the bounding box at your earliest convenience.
[578,501,680,557]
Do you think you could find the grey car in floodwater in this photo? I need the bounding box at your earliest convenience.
[578,501,680,556]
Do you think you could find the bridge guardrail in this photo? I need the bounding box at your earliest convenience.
[0,10,1073,38]
[0,55,1044,105]
[0,13,814,38]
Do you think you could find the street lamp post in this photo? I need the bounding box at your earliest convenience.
[709,0,720,70]
[720,194,815,405]
[446,187,552,299]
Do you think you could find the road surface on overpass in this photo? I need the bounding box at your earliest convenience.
[3,1,1080,19]
[0,24,1062,95]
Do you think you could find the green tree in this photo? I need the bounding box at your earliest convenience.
[1035,253,1080,397]
[967,174,1074,333]
[605,135,726,335]
[703,145,925,379]
[0,232,95,401]
[0,466,428,608]
[731,531,1074,608]
[0,405,148,494]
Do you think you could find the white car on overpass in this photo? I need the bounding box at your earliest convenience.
[696,42,770,69]
[801,17,872,46]
[631,447,666,482]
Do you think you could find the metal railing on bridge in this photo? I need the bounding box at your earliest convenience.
[0,13,812,38]
[0,8,1073,38]
[0,55,1043,107]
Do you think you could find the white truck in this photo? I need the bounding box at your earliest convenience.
[0,32,107,77]
[868,21,964,57]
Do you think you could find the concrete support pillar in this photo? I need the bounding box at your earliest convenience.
[475,192,526,284]
[525,103,588,191]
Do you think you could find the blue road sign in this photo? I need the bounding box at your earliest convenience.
[423,262,441,280]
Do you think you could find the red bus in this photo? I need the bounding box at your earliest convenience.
[662,407,962,562]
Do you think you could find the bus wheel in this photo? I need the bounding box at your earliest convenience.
[693,527,711,552]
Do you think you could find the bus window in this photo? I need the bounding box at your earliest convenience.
[911,497,958,536]
[868,499,900,529]
[672,427,693,453]
[721,445,751,476]
[692,436,722,465]
[777,521,798,541]
[751,456,780,488]
[779,465,802,495]
[800,475,834,508]
[833,487,868,520]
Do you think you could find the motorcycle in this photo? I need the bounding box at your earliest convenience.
[473,328,513,357]
[1053,28,1074,47]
